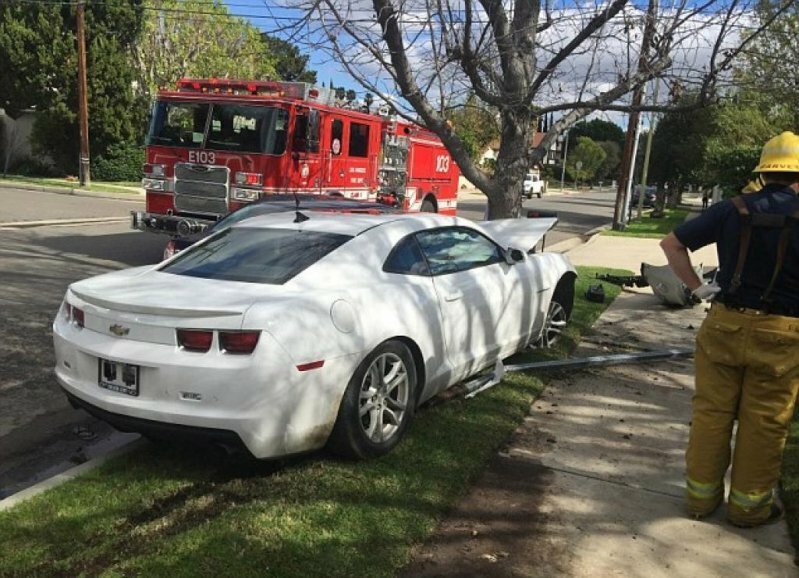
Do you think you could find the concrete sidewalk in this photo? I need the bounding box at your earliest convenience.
[405,234,797,577]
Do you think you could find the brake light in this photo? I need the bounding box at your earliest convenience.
[72,307,85,328]
[234,172,263,186]
[219,331,260,354]
[177,329,213,352]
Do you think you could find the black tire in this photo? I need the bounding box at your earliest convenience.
[536,192,542,199]
[420,198,436,213]
[525,192,532,200]
[328,341,418,459]
[535,278,575,349]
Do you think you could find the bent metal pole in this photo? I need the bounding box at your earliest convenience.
[504,348,693,373]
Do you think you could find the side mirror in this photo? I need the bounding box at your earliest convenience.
[504,247,525,264]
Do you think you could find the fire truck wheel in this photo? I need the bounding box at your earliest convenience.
[328,340,418,459]
[420,198,436,213]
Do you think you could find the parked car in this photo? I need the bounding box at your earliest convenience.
[162,194,398,260]
[523,173,544,199]
[54,212,576,460]
[631,185,656,208]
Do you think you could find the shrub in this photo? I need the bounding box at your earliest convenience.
[8,156,58,177]
[92,142,144,182]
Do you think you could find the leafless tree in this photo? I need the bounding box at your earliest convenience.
[280,0,796,218]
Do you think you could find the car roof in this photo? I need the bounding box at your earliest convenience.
[231,210,465,236]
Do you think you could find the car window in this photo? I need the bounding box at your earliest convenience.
[415,227,503,276]
[383,235,430,276]
[160,227,351,284]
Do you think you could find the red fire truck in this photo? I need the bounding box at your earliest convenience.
[133,78,460,235]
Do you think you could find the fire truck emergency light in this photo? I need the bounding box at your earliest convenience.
[235,172,263,186]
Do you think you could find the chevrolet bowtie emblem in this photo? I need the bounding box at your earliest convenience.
[109,324,130,337]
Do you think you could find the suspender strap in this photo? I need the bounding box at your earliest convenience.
[729,196,751,295]
[762,208,799,304]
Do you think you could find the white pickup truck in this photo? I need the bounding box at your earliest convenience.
[523,173,544,199]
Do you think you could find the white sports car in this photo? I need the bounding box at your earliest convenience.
[53,211,576,459]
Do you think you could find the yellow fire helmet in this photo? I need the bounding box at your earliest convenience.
[755,131,799,173]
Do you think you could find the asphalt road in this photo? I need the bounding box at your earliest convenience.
[0,185,615,499]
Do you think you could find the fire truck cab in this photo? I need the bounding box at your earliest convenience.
[133,78,460,236]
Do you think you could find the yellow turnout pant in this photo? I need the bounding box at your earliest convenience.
[687,303,799,525]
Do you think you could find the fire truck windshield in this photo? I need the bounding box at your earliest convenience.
[147,101,289,155]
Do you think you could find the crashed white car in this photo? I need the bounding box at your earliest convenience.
[53,212,575,459]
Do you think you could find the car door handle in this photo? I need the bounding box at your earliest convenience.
[445,291,464,302]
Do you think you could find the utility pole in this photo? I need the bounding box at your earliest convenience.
[560,130,570,191]
[622,103,644,224]
[612,0,658,230]
[636,79,660,219]
[76,0,91,187]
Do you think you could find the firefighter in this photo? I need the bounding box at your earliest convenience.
[660,131,799,527]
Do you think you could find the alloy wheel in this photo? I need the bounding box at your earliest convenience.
[540,300,568,348]
[358,352,410,443]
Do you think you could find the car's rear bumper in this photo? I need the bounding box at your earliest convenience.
[63,389,248,452]
[53,318,357,459]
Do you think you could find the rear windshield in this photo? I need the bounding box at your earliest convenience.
[160,228,351,284]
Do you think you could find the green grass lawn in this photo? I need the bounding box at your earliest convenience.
[602,208,690,238]
[0,174,141,194]
[0,267,625,578]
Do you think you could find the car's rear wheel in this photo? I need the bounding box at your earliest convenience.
[328,341,417,459]
[420,198,436,213]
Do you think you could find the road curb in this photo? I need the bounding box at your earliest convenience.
[0,180,144,202]
[0,217,130,229]
[0,438,145,512]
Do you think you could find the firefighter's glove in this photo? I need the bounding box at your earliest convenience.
[691,283,721,301]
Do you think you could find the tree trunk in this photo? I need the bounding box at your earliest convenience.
[484,109,531,219]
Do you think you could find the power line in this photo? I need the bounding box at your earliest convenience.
[4,0,773,27]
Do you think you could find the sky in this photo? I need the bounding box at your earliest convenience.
[222,1,355,89]
[220,0,747,131]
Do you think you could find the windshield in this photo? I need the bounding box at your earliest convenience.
[147,101,289,155]
[160,227,351,284]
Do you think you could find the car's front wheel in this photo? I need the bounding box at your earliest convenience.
[328,341,417,459]
[535,279,574,349]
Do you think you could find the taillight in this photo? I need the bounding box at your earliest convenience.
[177,329,213,352]
[219,331,260,354]
[72,307,85,328]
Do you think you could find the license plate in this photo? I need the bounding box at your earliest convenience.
[98,358,140,397]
